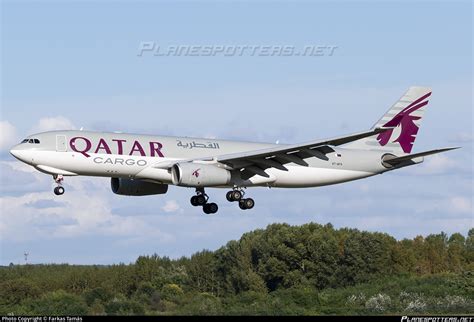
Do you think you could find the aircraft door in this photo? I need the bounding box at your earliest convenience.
[56,135,67,152]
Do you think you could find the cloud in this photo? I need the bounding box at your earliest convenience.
[0,162,174,244]
[162,200,182,213]
[407,154,461,176]
[30,116,75,133]
[449,196,472,214]
[450,132,473,143]
[0,161,51,196]
[25,199,67,208]
[0,120,18,152]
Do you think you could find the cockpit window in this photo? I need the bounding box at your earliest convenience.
[22,138,40,144]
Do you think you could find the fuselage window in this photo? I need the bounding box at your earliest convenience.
[34,139,40,144]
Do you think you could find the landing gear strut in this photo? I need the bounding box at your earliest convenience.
[190,188,218,214]
[226,188,255,210]
[53,175,65,196]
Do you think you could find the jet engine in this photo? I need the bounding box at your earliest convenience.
[111,178,168,196]
[171,162,231,187]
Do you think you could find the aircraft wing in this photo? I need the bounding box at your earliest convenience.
[215,127,392,179]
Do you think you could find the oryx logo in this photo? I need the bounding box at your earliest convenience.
[377,92,431,153]
[192,168,201,178]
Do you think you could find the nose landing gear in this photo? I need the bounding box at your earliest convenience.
[54,186,65,195]
[190,188,218,214]
[53,175,65,195]
[226,188,255,210]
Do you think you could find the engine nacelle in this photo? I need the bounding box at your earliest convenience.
[171,163,231,187]
[111,178,168,196]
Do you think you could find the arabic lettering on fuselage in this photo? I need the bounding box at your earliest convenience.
[176,139,220,150]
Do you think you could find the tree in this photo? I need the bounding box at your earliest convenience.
[447,233,466,272]
[424,233,449,273]
[304,229,339,289]
[335,230,396,286]
[186,250,219,294]
[465,228,474,266]
[0,279,40,306]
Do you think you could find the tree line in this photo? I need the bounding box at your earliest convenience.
[1,223,473,315]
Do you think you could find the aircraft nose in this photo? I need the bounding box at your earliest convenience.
[10,147,32,164]
[10,148,22,160]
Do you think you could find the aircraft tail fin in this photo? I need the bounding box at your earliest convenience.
[345,86,432,154]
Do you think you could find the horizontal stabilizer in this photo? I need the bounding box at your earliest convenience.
[384,147,460,166]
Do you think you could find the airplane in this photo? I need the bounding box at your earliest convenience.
[10,86,458,214]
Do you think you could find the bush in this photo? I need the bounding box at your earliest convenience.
[83,287,113,306]
[161,284,184,302]
[105,298,145,315]
[29,290,88,315]
[364,293,391,313]
[178,292,222,315]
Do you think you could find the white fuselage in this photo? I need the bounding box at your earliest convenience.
[10,130,387,189]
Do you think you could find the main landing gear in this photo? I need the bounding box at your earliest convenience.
[53,174,65,196]
[190,188,218,214]
[226,188,255,210]
[190,187,255,214]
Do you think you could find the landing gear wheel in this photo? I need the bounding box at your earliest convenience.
[232,190,242,201]
[190,196,199,206]
[196,194,207,206]
[226,191,234,202]
[243,198,255,209]
[203,203,218,214]
[54,186,65,195]
[208,203,218,214]
[238,198,255,210]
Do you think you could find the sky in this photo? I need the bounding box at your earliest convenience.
[0,0,472,265]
